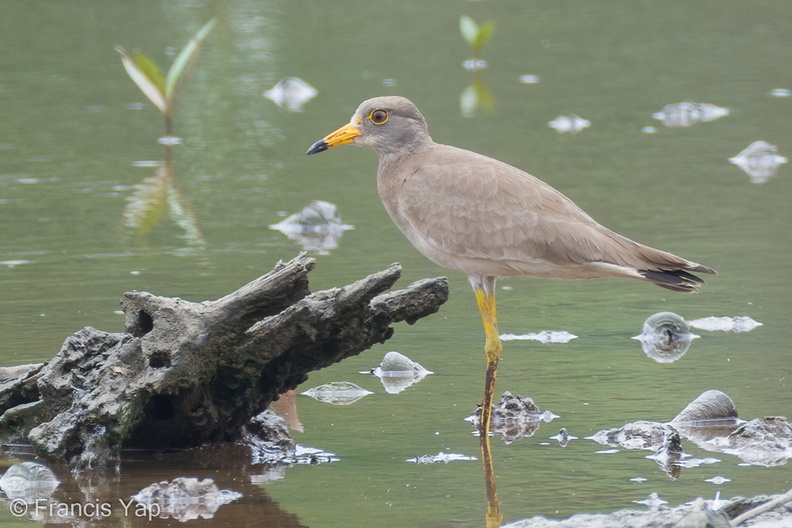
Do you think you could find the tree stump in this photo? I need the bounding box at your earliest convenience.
[0,253,448,468]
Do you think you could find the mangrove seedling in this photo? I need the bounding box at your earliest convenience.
[116,18,216,139]
[459,15,495,70]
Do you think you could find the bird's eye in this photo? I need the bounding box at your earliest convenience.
[368,109,389,125]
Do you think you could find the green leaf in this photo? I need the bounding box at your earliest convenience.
[474,21,496,51]
[116,46,167,113]
[133,50,166,94]
[460,15,479,47]
[165,18,217,101]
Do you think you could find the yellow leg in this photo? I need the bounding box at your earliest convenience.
[474,286,503,436]
[473,279,503,527]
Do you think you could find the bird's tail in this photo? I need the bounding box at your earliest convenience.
[639,264,716,293]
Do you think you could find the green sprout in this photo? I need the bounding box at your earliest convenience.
[116,18,216,139]
[459,15,495,65]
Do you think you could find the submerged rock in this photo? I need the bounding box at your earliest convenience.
[633,312,698,363]
[671,390,739,425]
[548,115,590,134]
[589,420,679,452]
[364,351,433,394]
[728,141,787,183]
[721,417,792,467]
[688,316,763,333]
[467,392,558,444]
[406,452,477,464]
[0,460,59,501]
[301,382,373,405]
[672,498,733,527]
[132,477,242,522]
[500,330,578,344]
[652,101,729,127]
[593,390,792,471]
[242,409,295,463]
[502,492,792,527]
[269,201,354,254]
[263,77,317,111]
[550,428,578,447]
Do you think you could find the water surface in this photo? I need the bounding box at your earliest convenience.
[0,2,790,527]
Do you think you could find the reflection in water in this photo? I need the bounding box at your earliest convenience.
[123,153,205,249]
[269,200,354,254]
[300,381,373,405]
[547,114,590,134]
[0,447,309,527]
[632,311,698,363]
[363,351,433,394]
[728,140,788,183]
[481,433,502,528]
[263,77,318,111]
[460,74,494,118]
[652,101,729,127]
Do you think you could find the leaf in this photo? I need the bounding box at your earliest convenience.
[133,50,166,94]
[165,18,217,102]
[459,15,479,47]
[116,46,167,113]
[474,21,496,51]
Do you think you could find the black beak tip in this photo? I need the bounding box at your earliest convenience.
[306,140,328,155]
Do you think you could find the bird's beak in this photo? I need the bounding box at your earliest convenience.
[306,119,362,155]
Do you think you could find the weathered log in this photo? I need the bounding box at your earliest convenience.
[0,253,448,468]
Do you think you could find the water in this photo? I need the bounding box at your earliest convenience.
[1,1,790,527]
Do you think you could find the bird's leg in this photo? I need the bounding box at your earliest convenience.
[473,277,502,435]
[472,276,503,527]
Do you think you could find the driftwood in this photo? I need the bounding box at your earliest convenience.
[0,253,448,468]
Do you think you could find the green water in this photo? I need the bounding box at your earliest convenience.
[1,1,790,527]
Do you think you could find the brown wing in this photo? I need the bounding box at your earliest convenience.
[384,144,713,284]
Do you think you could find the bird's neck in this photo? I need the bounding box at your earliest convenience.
[376,137,435,167]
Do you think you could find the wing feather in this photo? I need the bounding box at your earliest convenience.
[378,144,706,279]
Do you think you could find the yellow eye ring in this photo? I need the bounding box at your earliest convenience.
[367,109,389,125]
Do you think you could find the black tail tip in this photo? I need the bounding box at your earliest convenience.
[640,268,712,293]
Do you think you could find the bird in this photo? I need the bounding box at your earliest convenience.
[306,95,716,439]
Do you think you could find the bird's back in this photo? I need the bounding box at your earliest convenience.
[377,142,714,290]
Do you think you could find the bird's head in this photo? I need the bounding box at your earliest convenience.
[306,96,432,158]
